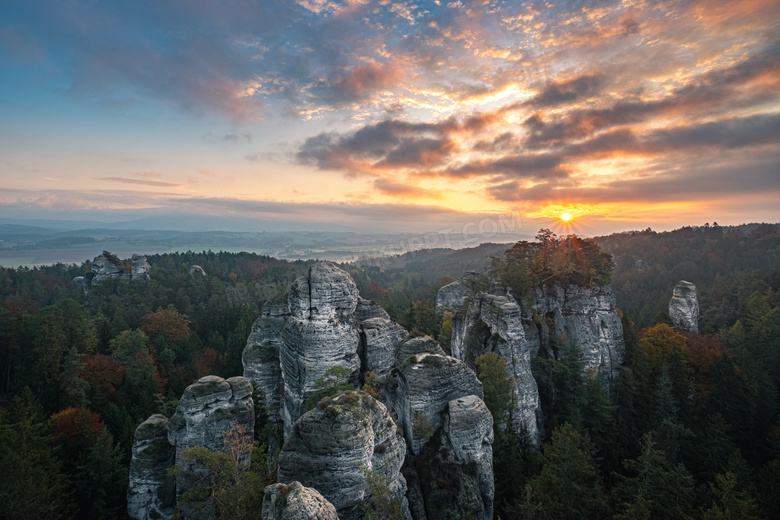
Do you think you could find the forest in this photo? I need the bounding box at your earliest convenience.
[1,223,779,519]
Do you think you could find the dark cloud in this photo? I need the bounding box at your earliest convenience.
[295,117,479,173]
[528,75,605,108]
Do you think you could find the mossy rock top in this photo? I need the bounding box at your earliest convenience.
[134,414,170,442]
[182,375,231,399]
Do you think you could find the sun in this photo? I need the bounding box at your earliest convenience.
[560,212,573,222]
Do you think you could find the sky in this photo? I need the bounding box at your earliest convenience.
[1,0,779,236]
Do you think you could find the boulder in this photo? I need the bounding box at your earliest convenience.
[262,481,338,520]
[277,391,410,520]
[669,280,699,332]
[127,415,175,520]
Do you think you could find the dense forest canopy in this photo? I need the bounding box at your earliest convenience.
[0,223,779,519]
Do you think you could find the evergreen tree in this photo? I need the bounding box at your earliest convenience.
[612,434,695,520]
[517,423,607,519]
[0,388,76,519]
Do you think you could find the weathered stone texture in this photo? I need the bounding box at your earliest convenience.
[277,392,410,520]
[669,280,699,332]
[127,415,175,520]
[262,481,339,520]
[167,375,255,463]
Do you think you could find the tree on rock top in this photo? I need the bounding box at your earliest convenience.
[492,229,614,294]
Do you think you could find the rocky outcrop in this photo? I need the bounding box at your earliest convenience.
[355,297,391,322]
[280,263,362,435]
[127,415,175,520]
[262,482,339,520]
[189,265,206,277]
[91,253,124,283]
[669,280,699,332]
[452,292,540,443]
[127,376,255,520]
[387,336,484,454]
[240,263,496,519]
[131,254,150,280]
[243,294,289,462]
[435,272,477,316]
[414,396,494,520]
[88,252,150,286]
[439,272,625,445]
[167,376,255,463]
[361,318,409,384]
[277,391,410,520]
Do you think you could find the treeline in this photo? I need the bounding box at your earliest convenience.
[0,250,309,519]
[594,223,780,328]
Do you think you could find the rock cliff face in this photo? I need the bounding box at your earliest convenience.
[277,392,410,520]
[387,337,484,454]
[127,415,175,520]
[669,280,699,332]
[262,481,339,520]
[450,292,540,443]
[413,396,494,520]
[361,317,409,385]
[439,273,625,444]
[243,294,289,462]
[127,376,255,520]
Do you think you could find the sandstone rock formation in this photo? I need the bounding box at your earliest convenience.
[127,415,175,520]
[91,253,124,284]
[277,391,410,520]
[361,317,409,385]
[87,252,151,286]
[240,263,496,519]
[167,375,255,463]
[355,296,391,322]
[451,292,540,442]
[413,396,494,520]
[280,263,362,435]
[669,280,699,332]
[262,481,339,520]
[127,376,256,520]
[388,336,484,454]
[243,293,289,462]
[438,272,625,444]
[188,264,206,277]
[131,254,151,280]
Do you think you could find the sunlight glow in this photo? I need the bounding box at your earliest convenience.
[560,212,573,222]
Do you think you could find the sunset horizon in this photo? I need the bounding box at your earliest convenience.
[2,0,778,236]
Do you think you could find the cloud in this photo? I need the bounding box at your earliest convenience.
[97,177,185,188]
[373,178,443,199]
